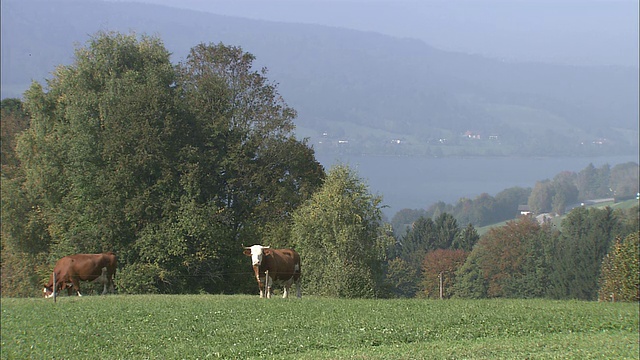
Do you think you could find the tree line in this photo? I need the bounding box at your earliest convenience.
[1,32,638,301]
[391,161,639,232]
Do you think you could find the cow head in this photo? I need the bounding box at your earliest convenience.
[43,282,72,298]
[243,245,271,266]
[43,285,54,298]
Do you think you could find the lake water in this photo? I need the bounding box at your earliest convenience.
[315,154,639,217]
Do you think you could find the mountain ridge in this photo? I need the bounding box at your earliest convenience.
[2,0,638,157]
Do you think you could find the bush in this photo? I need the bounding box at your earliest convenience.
[116,263,163,294]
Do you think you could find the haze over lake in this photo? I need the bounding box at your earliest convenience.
[2,1,638,219]
[316,154,640,217]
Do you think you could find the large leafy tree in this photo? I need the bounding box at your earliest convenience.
[1,99,49,297]
[8,32,323,295]
[1,98,30,178]
[576,163,611,200]
[551,171,579,215]
[18,32,182,259]
[493,187,531,222]
[609,162,639,201]
[528,180,554,214]
[421,249,468,299]
[454,216,556,298]
[291,165,392,298]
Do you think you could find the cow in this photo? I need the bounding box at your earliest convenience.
[43,252,117,298]
[243,245,301,298]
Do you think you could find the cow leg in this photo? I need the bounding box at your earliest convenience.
[258,277,265,298]
[99,267,109,295]
[109,272,116,294]
[71,278,82,297]
[266,275,272,299]
[282,278,294,299]
[63,281,73,296]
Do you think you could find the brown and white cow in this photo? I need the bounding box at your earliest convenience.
[44,252,117,298]
[243,245,301,298]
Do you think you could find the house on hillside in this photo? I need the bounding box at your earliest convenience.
[464,130,481,139]
[518,205,532,216]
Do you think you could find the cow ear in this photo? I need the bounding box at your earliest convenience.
[263,249,272,256]
[243,249,252,256]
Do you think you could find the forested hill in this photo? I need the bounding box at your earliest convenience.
[2,0,638,157]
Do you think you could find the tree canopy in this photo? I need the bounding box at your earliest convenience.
[291,165,392,298]
[2,32,324,295]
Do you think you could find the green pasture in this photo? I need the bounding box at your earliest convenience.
[2,295,638,359]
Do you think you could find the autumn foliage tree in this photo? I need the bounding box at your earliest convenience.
[598,231,639,302]
[454,216,556,298]
[421,249,468,299]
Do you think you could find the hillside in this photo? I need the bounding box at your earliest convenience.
[2,0,638,157]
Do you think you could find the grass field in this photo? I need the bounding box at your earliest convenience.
[1,295,638,359]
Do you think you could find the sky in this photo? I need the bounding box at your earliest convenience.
[109,0,640,67]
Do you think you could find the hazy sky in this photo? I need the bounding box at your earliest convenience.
[110,0,639,67]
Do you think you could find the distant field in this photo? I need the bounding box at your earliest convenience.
[2,295,637,359]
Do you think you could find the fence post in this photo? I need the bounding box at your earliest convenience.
[53,272,57,303]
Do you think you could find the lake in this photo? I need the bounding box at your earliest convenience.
[315,153,640,217]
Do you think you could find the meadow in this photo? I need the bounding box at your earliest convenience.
[1,295,638,359]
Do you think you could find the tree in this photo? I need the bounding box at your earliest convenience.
[1,98,47,296]
[456,216,555,298]
[493,187,531,223]
[1,98,30,178]
[597,232,639,302]
[576,163,611,200]
[390,208,427,238]
[528,180,554,214]
[421,249,468,299]
[549,207,622,300]
[291,165,392,298]
[7,32,324,295]
[174,44,326,292]
[452,223,480,251]
[397,216,436,268]
[384,257,419,298]
[433,212,459,249]
[609,162,639,201]
[551,171,578,215]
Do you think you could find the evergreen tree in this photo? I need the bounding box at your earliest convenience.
[598,232,639,302]
[452,223,480,251]
[550,207,621,300]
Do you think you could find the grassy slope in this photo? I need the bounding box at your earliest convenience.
[2,295,637,359]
